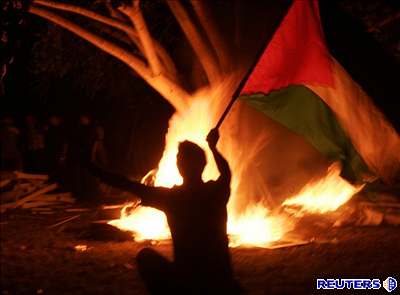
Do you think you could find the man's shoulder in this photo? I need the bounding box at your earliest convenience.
[205,180,218,186]
[204,179,227,191]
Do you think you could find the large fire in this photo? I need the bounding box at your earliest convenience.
[108,79,362,247]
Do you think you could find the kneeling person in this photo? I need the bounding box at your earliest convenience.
[89,129,241,294]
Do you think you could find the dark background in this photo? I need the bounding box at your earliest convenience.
[1,0,399,177]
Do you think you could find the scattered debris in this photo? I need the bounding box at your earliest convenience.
[0,172,76,214]
[12,184,59,208]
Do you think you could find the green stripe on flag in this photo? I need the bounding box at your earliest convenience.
[240,85,372,183]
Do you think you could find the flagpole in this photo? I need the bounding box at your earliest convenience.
[214,24,281,130]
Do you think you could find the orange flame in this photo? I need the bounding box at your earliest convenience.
[109,204,170,241]
[108,79,362,247]
[282,162,364,216]
[227,204,289,247]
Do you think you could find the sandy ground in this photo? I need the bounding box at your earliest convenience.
[1,209,399,295]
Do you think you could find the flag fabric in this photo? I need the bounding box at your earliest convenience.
[239,0,400,183]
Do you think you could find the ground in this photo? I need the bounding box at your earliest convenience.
[1,209,399,295]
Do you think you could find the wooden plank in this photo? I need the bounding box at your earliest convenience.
[102,204,125,210]
[48,215,80,228]
[65,208,90,212]
[22,201,65,209]
[31,207,53,211]
[92,220,110,224]
[14,172,49,181]
[0,179,12,189]
[34,193,75,203]
[38,211,55,215]
[15,183,58,207]
[1,183,45,205]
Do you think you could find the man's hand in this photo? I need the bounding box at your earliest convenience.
[207,128,219,149]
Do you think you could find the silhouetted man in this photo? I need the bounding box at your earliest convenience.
[45,115,67,182]
[23,115,45,173]
[67,114,100,201]
[0,116,22,171]
[89,129,241,294]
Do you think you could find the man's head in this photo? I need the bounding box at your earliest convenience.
[177,141,206,183]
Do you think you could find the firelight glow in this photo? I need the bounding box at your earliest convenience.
[108,81,361,247]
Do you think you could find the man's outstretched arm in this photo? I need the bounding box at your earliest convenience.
[88,162,168,208]
[207,128,231,186]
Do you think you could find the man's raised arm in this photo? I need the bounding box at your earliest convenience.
[206,129,231,185]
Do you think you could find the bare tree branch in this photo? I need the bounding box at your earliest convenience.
[33,0,133,33]
[34,0,147,64]
[368,11,400,32]
[118,0,162,76]
[29,5,188,112]
[167,0,221,84]
[105,0,128,23]
[190,0,231,72]
[33,0,178,84]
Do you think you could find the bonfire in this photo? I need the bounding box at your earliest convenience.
[21,0,400,248]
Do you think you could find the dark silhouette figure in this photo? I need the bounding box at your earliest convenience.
[45,115,67,182]
[0,116,22,171]
[23,115,45,173]
[89,129,241,294]
[66,114,101,201]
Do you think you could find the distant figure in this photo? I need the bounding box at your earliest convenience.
[89,129,241,294]
[91,121,107,166]
[23,115,45,173]
[0,116,22,171]
[66,114,101,201]
[45,115,67,182]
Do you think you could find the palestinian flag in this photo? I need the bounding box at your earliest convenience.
[239,0,400,183]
